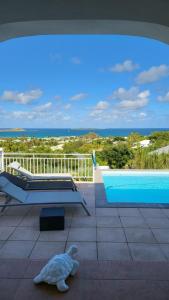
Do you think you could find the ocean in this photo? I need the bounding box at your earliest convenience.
[0,128,168,138]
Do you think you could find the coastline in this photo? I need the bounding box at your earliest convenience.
[0,128,168,138]
[0,128,25,133]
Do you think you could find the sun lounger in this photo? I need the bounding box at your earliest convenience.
[0,176,90,215]
[8,161,73,180]
[8,161,77,190]
[1,171,76,191]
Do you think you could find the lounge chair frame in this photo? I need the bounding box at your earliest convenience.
[0,194,89,216]
[0,177,90,216]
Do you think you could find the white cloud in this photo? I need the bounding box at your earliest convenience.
[70,93,88,101]
[0,89,43,104]
[118,90,150,110]
[62,116,71,121]
[90,101,109,119]
[136,64,169,84]
[71,57,81,64]
[64,103,72,110]
[91,109,150,124]
[90,109,103,118]
[90,107,129,123]
[90,87,149,121]
[111,87,149,110]
[139,112,147,118]
[158,91,169,102]
[7,109,70,123]
[95,101,109,110]
[11,111,36,120]
[35,102,52,112]
[109,60,139,72]
[118,98,148,110]
[111,87,139,101]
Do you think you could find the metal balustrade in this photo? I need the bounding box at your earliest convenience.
[2,152,94,181]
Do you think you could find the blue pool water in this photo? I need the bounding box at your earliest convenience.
[102,171,169,204]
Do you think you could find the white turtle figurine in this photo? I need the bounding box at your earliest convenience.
[33,245,79,292]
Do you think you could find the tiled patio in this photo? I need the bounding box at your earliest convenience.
[1,259,169,300]
[1,183,169,299]
[1,183,169,262]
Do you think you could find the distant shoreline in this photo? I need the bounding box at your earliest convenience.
[0,128,25,132]
[0,128,168,138]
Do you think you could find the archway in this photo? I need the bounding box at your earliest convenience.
[1,20,169,45]
[0,0,169,44]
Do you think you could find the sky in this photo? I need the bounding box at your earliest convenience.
[0,34,169,128]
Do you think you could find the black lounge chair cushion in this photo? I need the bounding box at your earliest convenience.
[0,172,76,191]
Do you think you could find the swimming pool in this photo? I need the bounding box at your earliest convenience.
[102,171,169,204]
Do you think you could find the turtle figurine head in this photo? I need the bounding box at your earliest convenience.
[66,245,78,258]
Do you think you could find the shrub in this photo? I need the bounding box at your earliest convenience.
[98,144,133,168]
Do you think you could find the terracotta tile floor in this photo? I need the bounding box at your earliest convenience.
[0,183,169,261]
[1,183,169,299]
[1,259,169,300]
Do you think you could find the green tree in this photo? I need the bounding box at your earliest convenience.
[99,144,133,168]
[113,136,126,142]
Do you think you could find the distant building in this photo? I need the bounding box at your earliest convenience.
[50,145,64,151]
[132,139,151,149]
[150,145,169,155]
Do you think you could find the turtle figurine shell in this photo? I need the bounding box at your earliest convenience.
[33,245,79,292]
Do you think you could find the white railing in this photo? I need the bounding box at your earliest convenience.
[2,152,94,181]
